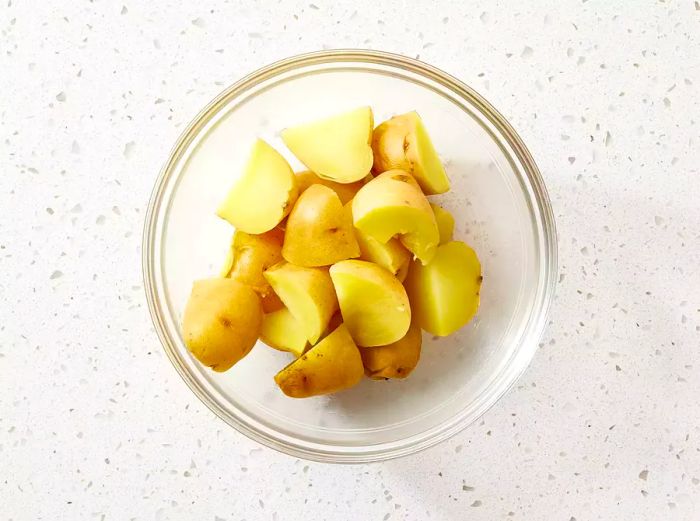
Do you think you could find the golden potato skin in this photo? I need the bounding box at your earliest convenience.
[182,278,263,372]
[223,229,284,296]
[274,324,364,398]
[361,322,422,379]
[282,184,360,267]
[372,111,450,195]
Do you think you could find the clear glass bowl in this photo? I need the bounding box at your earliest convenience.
[143,50,557,462]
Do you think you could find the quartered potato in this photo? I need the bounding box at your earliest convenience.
[183,106,483,397]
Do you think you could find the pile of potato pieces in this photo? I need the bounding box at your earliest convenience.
[181,107,482,398]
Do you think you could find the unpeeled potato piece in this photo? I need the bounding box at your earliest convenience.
[404,241,482,336]
[372,111,450,195]
[264,262,338,344]
[260,307,308,357]
[430,203,455,245]
[217,139,298,233]
[282,107,374,183]
[282,184,360,267]
[221,229,284,295]
[296,170,365,205]
[352,170,439,265]
[329,260,411,347]
[361,322,422,379]
[274,323,364,398]
[182,278,263,372]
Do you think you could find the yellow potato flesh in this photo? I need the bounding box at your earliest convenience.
[329,260,411,347]
[260,307,308,357]
[282,184,360,267]
[355,228,411,277]
[282,107,374,183]
[405,241,482,336]
[361,321,422,379]
[264,262,338,344]
[296,170,365,205]
[274,323,363,398]
[221,229,284,295]
[372,111,450,195]
[182,278,262,372]
[217,139,298,233]
[352,171,439,264]
[430,203,455,244]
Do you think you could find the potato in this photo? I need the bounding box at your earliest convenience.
[372,111,450,194]
[261,291,285,313]
[395,260,410,283]
[355,228,411,279]
[361,321,422,379]
[260,307,308,357]
[282,184,360,267]
[296,170,365,205]
[282,107,374,183]
[324,311,344,335]
[274,323,364,398]
[217,139,298,233]
[264,262,338,344]
[182,278,263,372]
[404,241,482,336]
[352,170,439,264]
[221,229,284,295]
[430,203,455,244]
[329,260,410,347]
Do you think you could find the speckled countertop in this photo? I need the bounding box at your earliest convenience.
[2,1,699,520]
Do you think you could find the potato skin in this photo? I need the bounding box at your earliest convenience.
[182,278,262,372]
[274,324,363,398]
[361,322,422,379]
[282,184,360,267]
[223,229,284,295]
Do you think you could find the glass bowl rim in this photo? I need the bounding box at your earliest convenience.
[142,49,558,463]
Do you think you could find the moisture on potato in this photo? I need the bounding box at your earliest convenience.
[282,107,374,183]
[352,170,439,264]
[282,184,360,267]
[329,260,411,347]
[264,262,338,344]
[372,111,450,194]
[405,241,482,336]
[260,307,308,357]
[217,139,298,233]
[274,323,364,398]
[361,321,422,379]
[182,278,263,372]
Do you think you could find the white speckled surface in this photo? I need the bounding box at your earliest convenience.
[2,1,699,519]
